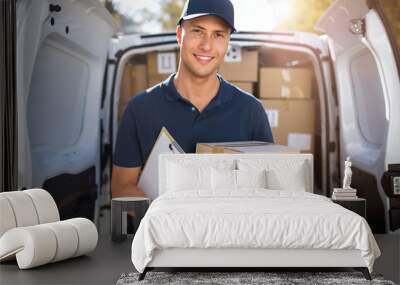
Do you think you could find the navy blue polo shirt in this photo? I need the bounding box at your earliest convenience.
[113,74,273,167]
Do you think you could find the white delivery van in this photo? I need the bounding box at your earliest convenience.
[13,0,399,235]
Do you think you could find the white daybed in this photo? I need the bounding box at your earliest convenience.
[131,153,380,280]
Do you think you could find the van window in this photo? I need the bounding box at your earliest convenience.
[350,48,387,145]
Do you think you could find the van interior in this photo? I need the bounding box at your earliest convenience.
[4,0,399,282]
[117,45,326,192]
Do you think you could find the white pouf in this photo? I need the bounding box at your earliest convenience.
[0,189,98,269]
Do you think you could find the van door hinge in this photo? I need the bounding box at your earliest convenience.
[349,19,366,36]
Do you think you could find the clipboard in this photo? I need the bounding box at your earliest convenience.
[137,127,184,200]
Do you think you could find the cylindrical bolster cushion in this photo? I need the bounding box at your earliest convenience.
[0,196,17,237]
[65,218,98,257]
[0,218,98,269]
[0,226,57,269]
[42,221,79,262]
[24,189,60,224]
[0,189,59,239]
[0,192,39,227]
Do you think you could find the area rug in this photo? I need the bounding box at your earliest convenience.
[116,271,396,285]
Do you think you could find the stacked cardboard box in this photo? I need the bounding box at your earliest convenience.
[259,68,312,99]
[196,141,299,154]
[119,50,179,122]
[218,49,258,96]
[118,63,148,121]
[230,81,254,94]
[147,51,179,87]
[259,67,315,153]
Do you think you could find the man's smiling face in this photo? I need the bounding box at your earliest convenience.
[177,15,231,79]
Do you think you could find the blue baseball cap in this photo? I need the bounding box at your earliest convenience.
[178,0,236,33]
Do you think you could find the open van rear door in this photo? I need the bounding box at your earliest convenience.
[17,0,117,222]
[316,0,400,233]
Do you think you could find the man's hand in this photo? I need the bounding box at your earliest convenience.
[111,165,146,198]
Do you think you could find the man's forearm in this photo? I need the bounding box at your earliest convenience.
[112,183,146,198]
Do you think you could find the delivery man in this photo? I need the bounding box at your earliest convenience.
[112,0,273,198]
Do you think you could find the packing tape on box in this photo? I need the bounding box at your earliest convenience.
[282,69,291,81]
[265,109,279,128]
[281,86,291,98]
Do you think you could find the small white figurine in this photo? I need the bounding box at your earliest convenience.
[342,157,353,189]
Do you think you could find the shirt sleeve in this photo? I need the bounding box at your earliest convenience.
[251,101,274,143]
[113,102,143,167]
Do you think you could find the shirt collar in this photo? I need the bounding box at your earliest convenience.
[162,73,233,105]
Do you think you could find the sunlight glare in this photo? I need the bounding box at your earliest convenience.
[231,0,291,31]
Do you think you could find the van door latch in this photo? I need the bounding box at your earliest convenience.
[49,4,62,13]
[349,19,365,36]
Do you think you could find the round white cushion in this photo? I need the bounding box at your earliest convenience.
[0,192,39,227]
[24,189,60,224]
[0,196,17,237]
[0,189,98,269]
[42,221,79,262]
[0,226,57,269]
[66,218,98,257]
[0,189,59,239]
